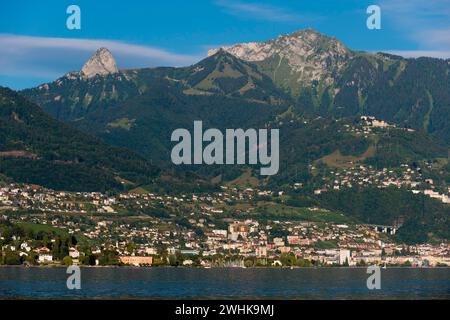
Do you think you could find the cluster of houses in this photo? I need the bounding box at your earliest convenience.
[0,184,117,213]
[1,178,449,267]
[312,163,450,204]
[354,116,415,135]
[2,212,449,267]
[1,241,81,265]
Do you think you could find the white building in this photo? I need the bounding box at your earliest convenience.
[338,249,351,265]
[69,247,80,259]
[38,254,53,263]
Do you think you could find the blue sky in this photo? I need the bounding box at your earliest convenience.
[1,0,449,89]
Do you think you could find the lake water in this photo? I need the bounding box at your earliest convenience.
[0,267,448,299]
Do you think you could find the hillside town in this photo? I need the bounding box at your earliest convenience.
[1,182,449,268]
[309,116,450,204]
[312,162,450,204]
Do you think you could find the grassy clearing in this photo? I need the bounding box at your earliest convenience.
[221,201,353,224]
[226,168,260,188]
[107,118,136,130]
[318,145,376,169]
[17,222,69,237]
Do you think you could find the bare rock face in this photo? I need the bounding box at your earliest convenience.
[80,48,118,78]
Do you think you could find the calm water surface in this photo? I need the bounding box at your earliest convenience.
[0,267,448,299]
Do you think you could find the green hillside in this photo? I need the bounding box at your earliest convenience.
[0,86,159,192]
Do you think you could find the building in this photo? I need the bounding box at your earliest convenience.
[273,237,285,247]
[119,256,153,266]
[228,221,251,239]
[255,246,267,258]
[287,236,300,245]
[180,249,199,255]
[338,249,351,265]
[38,254,53,263]
[145,247,157,255]
[69,247,80,259]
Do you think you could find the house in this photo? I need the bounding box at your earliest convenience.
[20,242,31,252]
[69,247,80,259]
[182,259,193,266]
[35,247,52,263]
[287,236,300,245]
[38,254,53,263]
[279,246,291,254]
[145,247,157,255]
[273,237,285,247]
[255,246,267,258]
[36,247,50,253]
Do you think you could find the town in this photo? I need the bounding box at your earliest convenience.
[1,179,449,268]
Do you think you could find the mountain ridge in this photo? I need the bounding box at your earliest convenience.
[0,86,159,192]
[208,29,351,93]
[21,28,450,151]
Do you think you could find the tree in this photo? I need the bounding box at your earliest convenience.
[3,251,22,265]
[402,260,412,267]
[244,258,255,268]
[79,253,94,265]
[343,257,349,267]
[168,254,179,266]
[280,253,296,266]
[356,259,367,267]
[63,256,73,266]
[98,250,119,265]
[25,253,38,265]
[296,258,313,267]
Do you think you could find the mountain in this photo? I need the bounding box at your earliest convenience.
[22,49,290,124]
[22,50,290,167]
[167,49,291,104]
[0,86,159,192]
[80,47,118,78]
[22,69,139,122]
[21,29,450,172]
[209,29,450,141]
[24,30,450,142]
[209,29,351,96]
[10,31,450,243]
[331,54,450,140]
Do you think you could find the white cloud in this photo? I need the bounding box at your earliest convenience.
[215,0,301,22]
[0,34,204,87]
[416,28,450,49]
[382,50,450,59]
[380,0,450,50]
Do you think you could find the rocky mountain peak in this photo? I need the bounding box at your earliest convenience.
[208,29,351,90]
[80,48,118,78]
[208,28,349,61]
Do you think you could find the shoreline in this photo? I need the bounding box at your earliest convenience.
[1,265,449,269]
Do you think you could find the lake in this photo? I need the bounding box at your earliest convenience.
[0,267,448,299]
